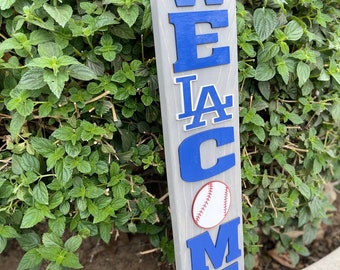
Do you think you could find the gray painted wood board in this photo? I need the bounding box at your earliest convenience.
[150,1,244,269]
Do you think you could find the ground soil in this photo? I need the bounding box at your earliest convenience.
[1,193,339,270]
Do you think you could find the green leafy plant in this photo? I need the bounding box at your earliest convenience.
[238,0,340,268]
[0,0,168,269]
[0,0,339,269]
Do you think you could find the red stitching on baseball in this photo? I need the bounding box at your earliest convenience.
[195,182,213,223]
[224,185,228,216]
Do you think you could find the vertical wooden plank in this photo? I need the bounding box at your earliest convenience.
[150,1,244,269]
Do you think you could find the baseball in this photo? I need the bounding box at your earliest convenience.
[192,181,231,229]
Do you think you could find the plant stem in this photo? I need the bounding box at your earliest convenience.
[0,33,7,40]
[86,36,94,50]
[141,34,145,64]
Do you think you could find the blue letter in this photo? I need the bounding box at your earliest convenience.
[176,75,233,130]
[169,10,230,72]
[175,75,198,121]
[178,127,235,182]
[187,217,242,270]
[175,0,224,7]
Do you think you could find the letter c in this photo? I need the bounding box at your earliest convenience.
[178,127,235,182]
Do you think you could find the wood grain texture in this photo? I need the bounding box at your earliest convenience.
[150,1,244,269]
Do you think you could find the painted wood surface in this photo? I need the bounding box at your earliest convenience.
[150,1,244,269]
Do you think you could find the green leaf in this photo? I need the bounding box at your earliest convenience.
[301,80,314,96]
[33,182,49,205]
[253,126,265,142]
[253,8,277,41]
[94,160,109,175]
[76,197,87,211]
[43,4,73,28]
[37,246,61,261]
[17,232,41,251]
[0,38,21,52]
[111,23,135,39]
[99,222,112,244]
[330,103,340,121]
[96,11,120,28]
[0,236,6,253]
[112,198,128,210]
[17,249,43,270]
[65,236,82,252]
[31,137,56,157]
[318,69,330,81]
[141,4,152,30]
[26,57,51,69]
[20,207,45,228]
[243,108,265,126]
[12,155,24,175]
[303,224,318,245]
[57,55,80,66]
[277,61,289,84]
[141,95,153,106]
[287,112,304,125]
[42,233,63,248]
[29,30,54,45]
[0,225,19,238]
[17,99,35,117]
[258,81,271,100]
[10,112,25,138]
[38,42,62,58]
[49,191,64,209]
[43,69,69,98]
[69,64,97,81]
[104,0,126,5]
[55,160,72,185]
[17,68,45,90]
[85,186,104,198]
[59,202,70,215]
[269,136,283,152]
[294,177,311,199]
[244,253,256,270]
[289,250,300,267]
[117,5,139,27]
[128,222,137,233]
[77,160,91,174]
[292,242,310,256]
[309,196,324,218]
[102,50,117,62]
[122,106,135,118]
[80,2,97,14]
[255,63,276,81]
[0,0,15,10]
[258,42,280,62]
[297,61,310,88]
[49,216,66,237]
[65,141,82,158]
[52,126,74,141]
[39,102,53,117]
[61,252,83,269]
[21,152,40,172]
[111,70,127,83]
[284,20,304,41]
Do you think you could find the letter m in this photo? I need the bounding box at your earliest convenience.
[187,217,241,270]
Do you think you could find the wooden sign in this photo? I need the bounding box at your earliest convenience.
[150,1,244,269]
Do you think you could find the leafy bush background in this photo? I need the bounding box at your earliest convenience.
[0,0,339,269]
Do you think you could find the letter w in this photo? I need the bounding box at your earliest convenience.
[175,0,224,7]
